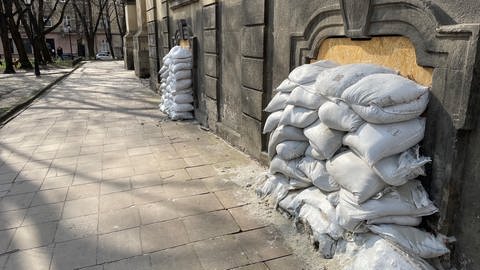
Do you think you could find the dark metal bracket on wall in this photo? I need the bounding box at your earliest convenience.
[172,19,199,110]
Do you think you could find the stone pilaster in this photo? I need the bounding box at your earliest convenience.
[124,2,137,70]
[133,0,150,78]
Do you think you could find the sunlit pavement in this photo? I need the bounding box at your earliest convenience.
[0,61,304,270]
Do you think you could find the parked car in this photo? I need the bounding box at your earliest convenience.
[95,51,113,60]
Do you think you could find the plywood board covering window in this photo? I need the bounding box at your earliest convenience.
[317,36,433,86]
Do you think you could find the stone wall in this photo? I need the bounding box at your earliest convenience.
[125,1,480,268]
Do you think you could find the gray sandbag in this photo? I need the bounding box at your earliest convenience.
[314,63,396,98]
[265,92,290,112]
[288,60,338,85]
[269,156,311,184]
[276,141,309,160]
[304,120,344,160]
[305,145,327,160]
[268,125,308,158]
[286,84,328,110]
[278,105,318,128]
[318,99,365,132]
[297,157,340,192]
[263,111,283,134]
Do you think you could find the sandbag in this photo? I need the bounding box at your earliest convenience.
[264,92,290,112]
[172,94,194,104]
[278,191,301,215]
[170,46,192,59]
[286,84,328,110]
[172,57,192,65]
[268,125,308,158]
[350,93,429,124]
[368,224,449,259]
[341,73,429,107]
[256,173,292,207]
[289,178,312,188]
[373,146,431,186]
[314,63,396,98]
[276,141,309,160]
[171,62,192,72]
[343,118,426,165]
[269,156,310,183]
[263,111,283,134]
[367,216,422,227]
[305,145,327,160]
[171,79,192,91]
[278,105,318,128]
[326,151,386,204]
[288,60,338,85]
[170,103,194,112]
[170,111,194,121]
[297,157,340,192]
[303,120,344,160]
[318,100,364,132]
[275,79,297,93]
[172,69,191,80]
[336,180,438,232]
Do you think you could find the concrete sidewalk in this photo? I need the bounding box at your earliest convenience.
[0,61,306,270]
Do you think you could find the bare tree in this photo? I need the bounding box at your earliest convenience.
[5,0,32,69]
[112,0,125,58]
[73,0,108,59]
[0,1,15,73]
[101,0,114,58]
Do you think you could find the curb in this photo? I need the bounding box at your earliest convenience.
[0,62,85,128]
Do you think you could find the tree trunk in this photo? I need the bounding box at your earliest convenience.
[87,36,95,59]
[5,0,32,69]
[0,4,15,73]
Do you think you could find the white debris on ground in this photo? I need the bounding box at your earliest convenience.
[256,62,451,269]
[158,46,195,120]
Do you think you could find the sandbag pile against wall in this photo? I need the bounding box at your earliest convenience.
[257,63,449,266]
[158,46,194,120]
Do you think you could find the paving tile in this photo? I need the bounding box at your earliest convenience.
[22,202,64,226]
[77,265,103,270]
[236,227,291,263]
[102,167,135,180]
[173,193,224,216]
[41,175,74,190]
[103,255,152,270]
[31,187,68,206]
[15,168,49,182]
[132,185,166,205]
[0,172,17,184]
[186,165,218,179]
[159,168,191,182]
[99,207,140,234]
[72,172,102,186]
[162,179,208,200]
[0,228,16,253]
[138,200,179,225]
[127,147,152,156]
[229,206,267,231]
[0,209,27,230]
[193,235,250,270]
[63,197,99,219]
[66,183,100,200]
[9,221,57,250]
[232,263,269,270]
[0,192,35,212]
[215,189,249,209]
[140,219,189,253]
[97,228,142,264]
[100,191,134,212]
[51,236,97,270]
[131,172,162,189]
[7,180,42,195]
[201,176,240,192]
[55,214,98,242]
[157,158,187,171]
[150,244,204,270]
[100,177,131,195]
[184,156,212,167]
[3,246,53,270]
[264,255,307,270]
[182,210,240,242]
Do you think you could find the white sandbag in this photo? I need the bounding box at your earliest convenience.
[342,73,429,107]
[172,88,193,95]
[169,111,194,121]
[350,93,429,124]
[263,111,283,134]
[327,191,340,207]
[343,235,436,270]
[373,146,431,186]
[286,84,328,110]
[171,69,191,80]
[318,99,365,132]
[288,60,338,85]
[314,64,396,98]
[268,125,308,158]
[256,173,293,207]
[326,151,386,204]
[278,191,301,215]
[170,103,194,112]
[172,57,192,65]
[297,157,340,192]
[304,146,327,160]
[269,156,311,184]
[303,120,344,160]
[336,180,438,232]
[368,224,449,259]
[172,94,194,104]
[296,204,337,258]
[159,65,167,75]
[170,46,192,59]
[265,92,290,112]
[276,141,309,160]
[278,105,318,128]
[275,79,297,93]
[343,118,426,165]
[367,216,422,227]
[171,79,192,91]
[171,62,192,72]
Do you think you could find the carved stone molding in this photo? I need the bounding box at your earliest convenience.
[169,0,199,10]
[339,0,372,38]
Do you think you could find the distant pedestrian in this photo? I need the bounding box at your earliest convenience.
[57,47,64,60]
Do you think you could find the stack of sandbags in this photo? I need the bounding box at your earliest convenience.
[257,63,449,265]
[158,46,194,120]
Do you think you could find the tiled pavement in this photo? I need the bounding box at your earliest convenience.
[0,61,306,270]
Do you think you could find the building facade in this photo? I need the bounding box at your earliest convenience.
[124,1,480,268]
